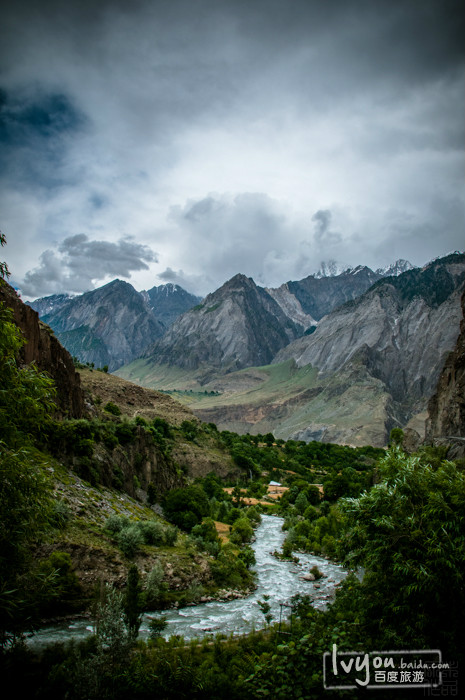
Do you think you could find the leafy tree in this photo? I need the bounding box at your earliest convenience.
[0,293,58,640]
[230,517,253,546]
[389,427,404,446]
[124,565,142,639]
[338,447,465,660]
[162,486,209,532]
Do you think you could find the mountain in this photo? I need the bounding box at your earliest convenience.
[142,273,302,374]
[28,293,74,317]
[155,253,464,447]
[375,259,415,277]
[283,265,384,322]
[38,279,165,371]
[141,283,202,328]
[314,260,352,278]
[266,259,415,330]
[274,253,464,409]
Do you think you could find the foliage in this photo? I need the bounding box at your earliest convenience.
[104,401,121,416]
[116,525,144,558]
[229,517,253,546]
[148,615,167,640]
[162,485,210,532]
[0,232,10,279]
[124,565,142,639]
[144,561,165,608]
[0,306,57,445]
[338,447,465,659]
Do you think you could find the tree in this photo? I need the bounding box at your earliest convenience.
[337,447,465,660]
[0,234,9,280]
[124,565,142,639]
[162,485,209,532]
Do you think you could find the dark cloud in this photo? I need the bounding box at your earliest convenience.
[0,0,463,297]
[21,235,158,297]
[0,89,86,188]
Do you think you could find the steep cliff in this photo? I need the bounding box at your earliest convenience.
[0,280,85,418]
[426,288,465,450]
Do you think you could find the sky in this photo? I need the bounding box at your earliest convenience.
[1,0,464,300]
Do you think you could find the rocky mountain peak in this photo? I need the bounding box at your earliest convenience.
[314,260,352,278]
[376,259,415,277]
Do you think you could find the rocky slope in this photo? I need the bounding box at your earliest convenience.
[273,254,465,427]
[0,280,85,418]
[426,288,465,453]
[143,273,302,374]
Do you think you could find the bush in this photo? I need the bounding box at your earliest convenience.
[148,615,167,640]
[230,517,253,546]
[138,520,165,546]
[105,514,129,534]
[145,560,165,608]
[117,525,144,558]
[104,401,121,416]
[49,499,71,529]
[164,525,178,547]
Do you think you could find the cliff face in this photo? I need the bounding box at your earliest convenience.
[426,288,465,445]
[0,280,85,418]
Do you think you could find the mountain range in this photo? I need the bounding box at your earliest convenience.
[28,280,200,371]
[28,254,464,446]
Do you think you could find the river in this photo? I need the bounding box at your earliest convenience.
[27,515,347,648]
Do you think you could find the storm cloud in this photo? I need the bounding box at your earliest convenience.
[21,235,157,297]
[1,0,463,298]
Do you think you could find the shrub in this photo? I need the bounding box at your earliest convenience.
[138,520,165,546]
[309,565,324,580]
[230,517,253,546]
[105,514,129,534]
[115,423,135,445]
[104,401,121,416]
[117,525,143,558]
[49,499,71,529]
[164,525,178,547]
[148,615,167,640]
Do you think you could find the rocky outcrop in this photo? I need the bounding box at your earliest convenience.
[0,280,85,417]
[426,288,465,454]
[144,273,302,373]
[265,283,316,330]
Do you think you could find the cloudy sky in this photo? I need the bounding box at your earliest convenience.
[1,0,464,299]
